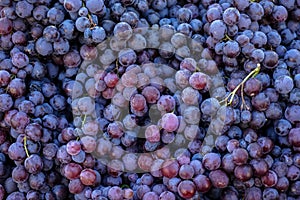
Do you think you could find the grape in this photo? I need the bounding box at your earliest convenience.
[69,178,84,194]
[66,140,81,155]
[189,72,211,92]
[120,11,139,28]
[16,1,33,18]
[251,92,270,111]
[12,165,29,183]
[223,7,240,26]
[43,26,60,43]
[233,0,250,11]
[286,165,300,181]
[0,17,13,34]
[206,7,221,23]
[47,7,65,25]
[103,72,119,88]
[137,185,151,199]
[7,142,26,162]
[53,38,70,55]
[202,153,221,171]
[0,70,10,87]
[63,163,82,180]
[142,191,159,200]
[166,177,180,193]
[177,180,196,199]
[223,40,240,58]
[80,168,97,186]
[113,22,133,41]
[261,170,278,187]
[138,154,153,172]
[181,87,200,105]
[247,2,264,21]
[193,174,211,193]
[11,111,30,133]
[59,20,76,40]
[274,75,294,95]
[122,153,138,171]
[234,164,253,181]
[157,95,176,113]
[272,5,288,22]
[161,113,179,132]
[7,192,25,200]
[183,106,200,125]
[209,20,227,40]
[161,159,179,178]
[24,154,43,174]
[209,170,229,188]
[0,94,13,112]
[35,37,53,56]
[145,125,160,143]
[159,191,176,200]
[86,0,105,15]
[75,17,91,32]
[64,0,82,12]
[43,143,59,161]
[121,188,133,199]
[7,78,26,98]
[179,164,194,179]
[107,121,124,138]
[11,52,29,68]
[285,104,300,125]
[288,128,300,147]
[81,136,96,154]
[263,51,279,69]
[28,172,46,190]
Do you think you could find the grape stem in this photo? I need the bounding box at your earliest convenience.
[221,63,261,107]
[223,34,232,41]
[121,184,130,189]
[10,74,16,79]
[87,14,96,28]
[82,2,96,28]
[115,59,120,74]
[81,114,87,128]
[23,136,30,158]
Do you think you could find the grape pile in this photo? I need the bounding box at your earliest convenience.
[0,0,300,199]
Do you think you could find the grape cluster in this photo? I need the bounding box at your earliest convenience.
[0,0,300,199]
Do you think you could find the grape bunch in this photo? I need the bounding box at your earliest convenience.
[0,0,300,199]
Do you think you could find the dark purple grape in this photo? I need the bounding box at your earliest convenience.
[261,170,278,187]
[7,78,26,98]
[0,17,12,34]
[209,170,229,188]
[288,128,300,147]
[24,154,43,174]
[193,174,211,193]
[0,94,13,112]
[245,187,262,200]
[202,153,221,171]
[209,20,227,40]
[161,159,179,178]
[63,163,82,180]
[232,148,248,165]
[12,165,29,183]
[159,191,176,200]
[80,168,97,186]
[272,5,288,22]
[177,180,196,199]
[234,164,253,181]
